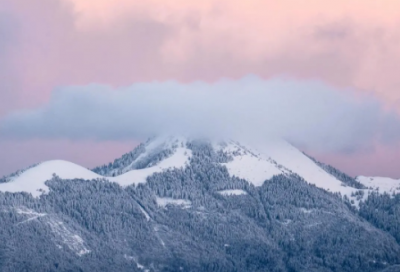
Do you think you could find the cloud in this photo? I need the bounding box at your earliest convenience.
[1,76,399,153]
[0,0,173,114]
[1,0,400,117]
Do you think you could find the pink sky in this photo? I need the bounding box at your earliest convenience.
[1,0,400,177]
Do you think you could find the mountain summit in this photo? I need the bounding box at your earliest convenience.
[0,136,400,271]
[0,135,393,203]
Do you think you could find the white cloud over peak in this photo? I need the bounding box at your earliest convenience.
[1,76,399,152]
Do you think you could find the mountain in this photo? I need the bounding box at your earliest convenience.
[0,136,400,272]
[0,136,192,196]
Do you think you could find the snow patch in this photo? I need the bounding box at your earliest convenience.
[156,197,192,209]
[218,189,247,196]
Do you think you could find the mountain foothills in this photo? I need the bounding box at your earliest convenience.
[1,136,400,272]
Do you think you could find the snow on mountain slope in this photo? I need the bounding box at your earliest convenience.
[218,189,248,196]
[156,197,192,208]
[218,139,361,202]
[2,135,395,206]
[252,140,353,193]
[0,160,103,197]
[0,138,192,197]
[112,145,191,186]
[100,135,188,176]
[219,141,288,186]
[356,176,400,195]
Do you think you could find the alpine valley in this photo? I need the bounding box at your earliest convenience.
[1,136,400,272]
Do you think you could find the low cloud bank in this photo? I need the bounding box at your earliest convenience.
[1,76,399,152]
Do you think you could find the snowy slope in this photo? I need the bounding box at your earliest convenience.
[0,160,103,197]
[219,141,288,186]
[2,135,396,206]
[112,145,191,186]
[252,140,357,194]
[356,176,400,195]
[218,139,361,202]
[217,138,400,206]
[0,137,192,197]
[103,135,188,176]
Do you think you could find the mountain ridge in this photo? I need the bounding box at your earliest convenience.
[0,136,400,271]
[1,135,395,204]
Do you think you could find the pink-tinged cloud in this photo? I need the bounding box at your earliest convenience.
[3,77,400,152]
[60,0,400,106]
[1,0,400,109]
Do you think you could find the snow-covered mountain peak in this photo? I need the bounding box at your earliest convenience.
[0,160,103,197]
[2,136,400,271]
[93,135,189,177]
[0,136,193,198]
[215,139,364,199]
[0,135,392,206]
